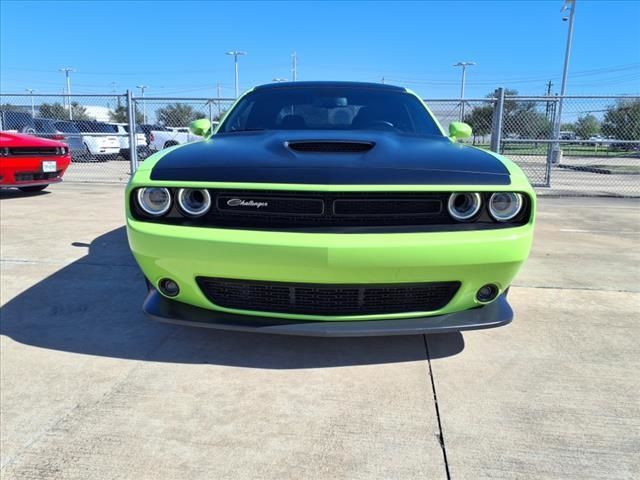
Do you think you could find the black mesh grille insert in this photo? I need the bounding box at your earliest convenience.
[14,171,60,181]
[287,141,374,153]
[196,277,461,316]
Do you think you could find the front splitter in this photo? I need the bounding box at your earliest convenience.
[143,290,513,337]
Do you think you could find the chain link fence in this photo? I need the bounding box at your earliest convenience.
[1,91,638,196]
[0,93,134,183]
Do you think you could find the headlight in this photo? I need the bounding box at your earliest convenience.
[136,187,172,216]
[447,192,482,221]
[177,188,211,217]
[488,192,523,222]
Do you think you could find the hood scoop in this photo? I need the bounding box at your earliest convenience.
[286,140,375,153]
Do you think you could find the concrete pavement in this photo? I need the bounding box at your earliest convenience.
[1,183,639,479]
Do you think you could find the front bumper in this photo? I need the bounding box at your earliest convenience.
[0,156,70,187]
[127,218,533,321]
[143,288,513,336]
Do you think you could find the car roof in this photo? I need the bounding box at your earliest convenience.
[252,81,406,92]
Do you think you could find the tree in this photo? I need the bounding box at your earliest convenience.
[573,114,600,139]
[464,105,493,144]
[602,99,640,141]
[0,103,24,112]
[38,102,91,121]
[156,103,205,127]
[489,89,551,139]
[109,105,144,124]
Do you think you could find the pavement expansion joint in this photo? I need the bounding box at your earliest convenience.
[423,334,451,480]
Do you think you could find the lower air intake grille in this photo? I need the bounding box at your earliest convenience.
[196,277,461,316]
[14,171,60,181]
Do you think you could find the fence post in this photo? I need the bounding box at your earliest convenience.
[490,87,505,153]
[126,90,138,174]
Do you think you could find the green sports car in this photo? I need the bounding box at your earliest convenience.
[126,81,535,336]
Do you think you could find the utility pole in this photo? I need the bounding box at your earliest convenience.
[136,85,147,123]
[216,83,221,116]
[381,76,385,84]
[59,67,75,120]
[545,80,554,120]
[453,61,475,121]
[25,89,37,118]
[112,81,122,108]
[551,0,576,164]
[291,51,297,81]
[226,50,247,98]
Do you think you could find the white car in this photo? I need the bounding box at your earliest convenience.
[588,135,611,147]
[106,123,151,160]
[74,121,120,161]
[140,124,201,152]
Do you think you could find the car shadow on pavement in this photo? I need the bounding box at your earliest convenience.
[0,189,51,200]
[0,227,464,369]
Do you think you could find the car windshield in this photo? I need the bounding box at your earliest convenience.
[54,121,80,133]
[34,119,56,133]
[218,86,443,136]
[123,125,143,133]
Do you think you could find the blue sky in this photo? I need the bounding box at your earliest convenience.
[1,0,639,98]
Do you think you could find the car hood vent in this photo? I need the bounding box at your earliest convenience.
[286,141,375,153]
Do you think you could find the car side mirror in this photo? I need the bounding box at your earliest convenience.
[449,121,472,141]
[189,118,213,140]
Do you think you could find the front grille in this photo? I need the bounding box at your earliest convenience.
[7,147,59,156]
[205,190,450,229]
[196,277,461,316]
[287,141,374,153]
[14,171,60,182]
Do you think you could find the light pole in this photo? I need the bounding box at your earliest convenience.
[453,62,475,121]
[59,67,75,120]
[291,51,297,81]
[226,50,247,98]
[136,85,148,123]
[25,89,37,117]
[551,0,576,163]
[272,78,288,82]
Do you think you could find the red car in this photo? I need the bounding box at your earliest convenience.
[0,132,71,192]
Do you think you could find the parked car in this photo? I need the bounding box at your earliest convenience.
[140,124,200,152]
[104,123,151,161]
[588,135,611,147]
[34,118,93,163]
[126,81,536,336]
[0,110,36,134]
[138,124,155,146]
[0,131,71,192]
[74,120,120,161]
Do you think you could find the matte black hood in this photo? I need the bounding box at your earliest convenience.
[150,130,510,185]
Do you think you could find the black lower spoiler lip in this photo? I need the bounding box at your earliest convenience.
[142,290,513,337]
